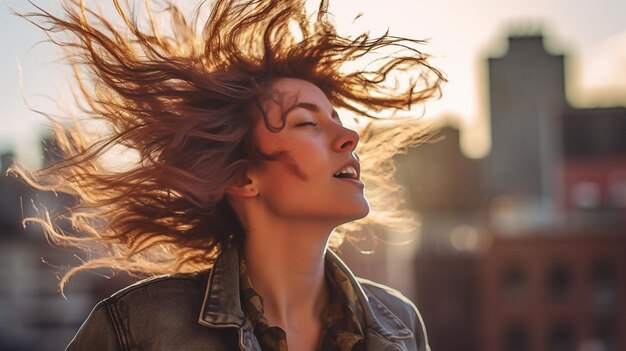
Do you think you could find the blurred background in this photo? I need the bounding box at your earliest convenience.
[1,0,625,350]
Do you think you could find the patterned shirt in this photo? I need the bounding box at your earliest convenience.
[239,249,366,351]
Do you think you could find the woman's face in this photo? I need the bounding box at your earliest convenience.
[249,78,369,226]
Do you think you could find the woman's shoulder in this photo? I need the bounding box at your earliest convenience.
[357,277,416,308]
[67,271,218,350]
[357,277,429,347]
[105,271,209,304]
[93,271,211,330]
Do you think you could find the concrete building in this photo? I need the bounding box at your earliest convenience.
[398,33,626,351]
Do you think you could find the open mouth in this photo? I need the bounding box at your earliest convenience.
[333,165,359,180]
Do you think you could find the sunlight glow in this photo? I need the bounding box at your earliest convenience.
[2,0,625,166]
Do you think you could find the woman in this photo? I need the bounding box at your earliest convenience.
[15,0,444,350]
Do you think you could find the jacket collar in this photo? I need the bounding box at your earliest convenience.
[325,250,415,344]
[197,244,413,349]
[198,245,246,327]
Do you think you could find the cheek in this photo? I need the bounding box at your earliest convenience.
[286,143,328,182]
[263,149,322,185]
[262,141,328,179]
[253,123,331,185]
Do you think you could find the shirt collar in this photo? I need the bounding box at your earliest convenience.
[325,249,414,341]
[320,253,366,349]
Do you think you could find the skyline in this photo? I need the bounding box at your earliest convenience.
[1,0,625,168]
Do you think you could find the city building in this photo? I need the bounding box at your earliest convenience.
[399,34,626,351]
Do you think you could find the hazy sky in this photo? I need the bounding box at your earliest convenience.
[2,0,625,168]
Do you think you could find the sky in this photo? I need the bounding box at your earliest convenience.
[1,0,625,168]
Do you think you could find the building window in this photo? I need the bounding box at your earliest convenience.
[590,259,617,314]
[578,318,617,351]
[503,325,530,351]
[501,264,526,301]
[572,181,601,209]
[546,264,572,301]
[547,323,574,351]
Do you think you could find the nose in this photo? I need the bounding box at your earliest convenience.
[334,125,360,153]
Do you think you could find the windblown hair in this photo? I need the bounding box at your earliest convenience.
[12,0,444,289]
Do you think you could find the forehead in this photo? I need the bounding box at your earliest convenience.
[269,78,332,111]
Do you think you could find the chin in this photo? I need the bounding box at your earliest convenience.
[344,197,371,222]
[356,203,371,220]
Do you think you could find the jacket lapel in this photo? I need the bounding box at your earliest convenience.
[325,250,414,351]
[198,245,261,351]
[198,244,245,327]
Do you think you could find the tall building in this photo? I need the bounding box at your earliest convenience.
[398,33,626,351]
[483,34,626,351]
[486,35,568,232]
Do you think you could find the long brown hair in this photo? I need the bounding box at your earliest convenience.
[11,0,444,289]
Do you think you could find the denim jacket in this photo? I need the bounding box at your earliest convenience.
[66,246,430,351]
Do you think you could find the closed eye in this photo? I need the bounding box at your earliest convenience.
[296,121,318,127]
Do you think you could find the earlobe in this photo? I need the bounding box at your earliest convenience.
[226,178,259,198]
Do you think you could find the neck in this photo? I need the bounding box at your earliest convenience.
[242,220,332,328]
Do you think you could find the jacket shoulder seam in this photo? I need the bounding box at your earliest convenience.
[101,299,129,351]
[109,273,205,301]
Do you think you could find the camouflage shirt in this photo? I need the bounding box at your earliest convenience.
[239,250,366,351]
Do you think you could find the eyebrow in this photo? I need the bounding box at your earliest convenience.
[291,102,341,124]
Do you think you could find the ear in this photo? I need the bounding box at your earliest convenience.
[226,176,259,198]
